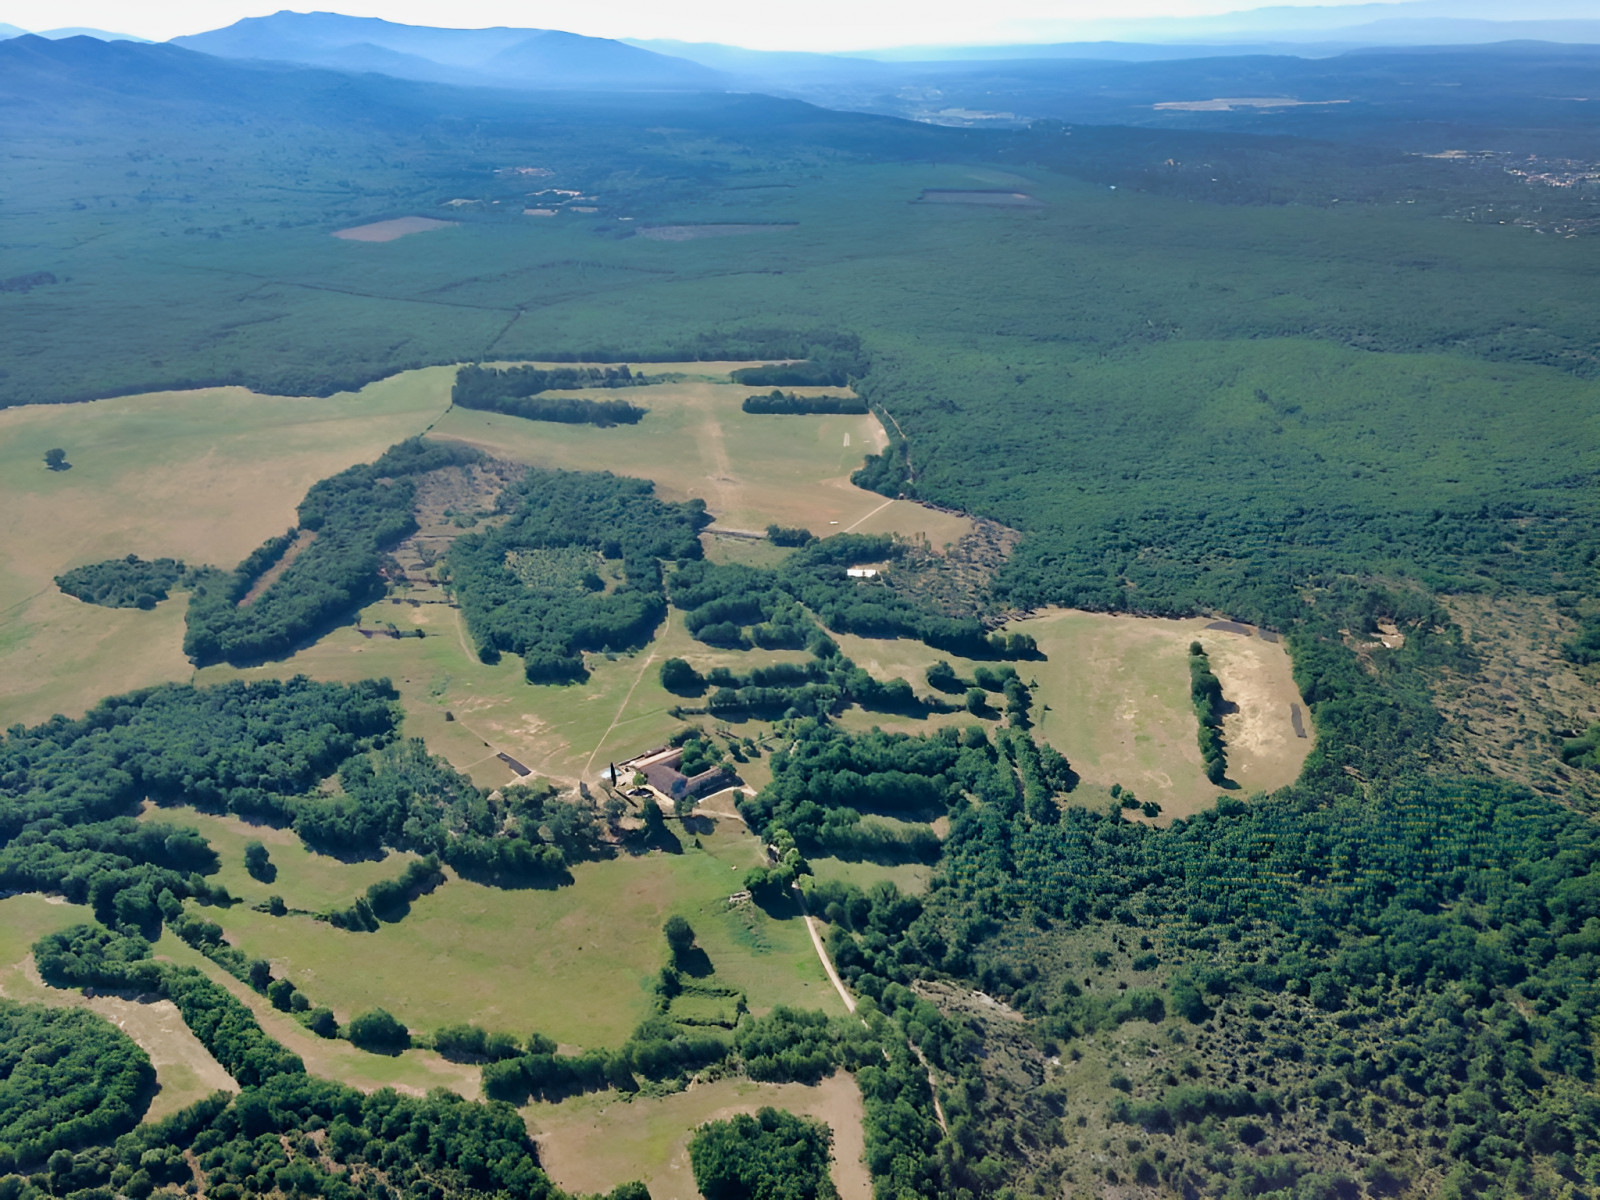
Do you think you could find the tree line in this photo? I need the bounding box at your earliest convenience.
[451,364,648,427]
[741,390,868,416]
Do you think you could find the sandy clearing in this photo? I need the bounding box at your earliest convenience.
[332,217,457,242]
[527,1073,869,1200]
[1153,97,1350,111]
[636,224,797,241]
[917,190,1043,207]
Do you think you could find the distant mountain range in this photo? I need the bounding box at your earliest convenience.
[168,11,720,91]
[0,24,147,41]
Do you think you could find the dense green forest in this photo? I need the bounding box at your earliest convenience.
[55,556,192,610]
[689,1108,839,1200]
[447,467,708,682]
[0,1002,154,1169]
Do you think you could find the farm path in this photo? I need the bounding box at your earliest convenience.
[584,650,657,779]
[842,497,894,534]
[793,887,856,1014]
[6,953,238,1121]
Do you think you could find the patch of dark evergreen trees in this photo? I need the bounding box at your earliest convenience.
[55,555,193,609]
[1188,640,1228,784]
[451,364,647,426]
[741,390,867,415]
[0,1001,154,1169]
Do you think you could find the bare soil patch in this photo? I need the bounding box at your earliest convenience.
[917,190,1043,207]
[526,1072,869,1200]
[1153,97,1349,111]
[636,224,797,241]
[332,217,456,242]
[388,458,525,598]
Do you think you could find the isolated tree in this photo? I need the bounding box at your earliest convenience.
[660,657,703,694]
[43,447,67,470]
[964,687,988,716]
[243,840,275,882]
[348,1008,409,1052]
[663,915,697,956]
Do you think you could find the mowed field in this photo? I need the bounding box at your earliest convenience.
[141,805,843,1051]
[525,1071,870,1200]
[0,894,239,1121]
[0,369,455,728]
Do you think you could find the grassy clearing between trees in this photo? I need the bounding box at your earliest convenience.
[831,610,1309,819]
[524,1071,869,1200]
[195,599,802,788]
[0,370,453,728]
[144,811,841,1051]
[0,895,237,1121]
[428,372,889,536]
[1022,608,1309,819]
[136,804,420,914]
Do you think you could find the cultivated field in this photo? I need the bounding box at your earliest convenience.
[525,1071,869,1200]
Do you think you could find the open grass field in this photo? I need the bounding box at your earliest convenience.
[429,372,892,537]
[146,810,841,1051]
[807,856,934,897]
[195,599,800,789]
[139,803,420,912]
[524,1071,869,1200]
[0,895,239,1121]
[1021,608,1310,818]
[0,369,455,729]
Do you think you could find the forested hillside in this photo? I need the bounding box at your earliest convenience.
[5,27,1600,1200]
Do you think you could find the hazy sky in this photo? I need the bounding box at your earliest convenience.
[6,0,1420,48]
